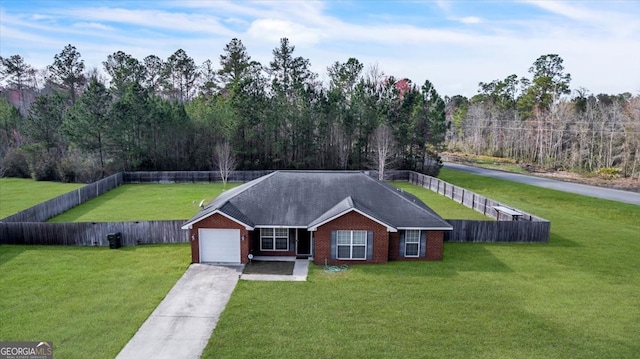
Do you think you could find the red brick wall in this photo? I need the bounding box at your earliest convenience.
[314,211,389,265]
[425,231,444,261]
[389,230,444,261]
[189,213,250,264]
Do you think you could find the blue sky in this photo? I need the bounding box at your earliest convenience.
[1,0,639,97]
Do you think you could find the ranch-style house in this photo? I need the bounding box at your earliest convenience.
[181,171,453,265]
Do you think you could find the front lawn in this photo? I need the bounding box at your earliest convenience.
[49,183,238,222]
[202,171,640,358]
[0,178,84,218]
[0,244,190,359]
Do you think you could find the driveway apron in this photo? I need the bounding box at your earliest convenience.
[116,264,242,359]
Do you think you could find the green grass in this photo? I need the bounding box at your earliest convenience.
[202,170,640,359]
[0,178,84,218]
[48,181,483,223]
[0,244,190,359]
[49,183,238,222]
[390,181,491,220]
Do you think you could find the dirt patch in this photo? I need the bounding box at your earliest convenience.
[243,260,294,275]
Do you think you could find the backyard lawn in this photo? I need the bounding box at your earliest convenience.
[391,181,490,220]
[0,244,190,359]
[49,183,238,222]
[202,171,640,358]
[48,181,485,222]
[0,178,84,218]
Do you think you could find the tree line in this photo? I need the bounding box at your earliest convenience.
[1,40,638,183]
[0,38,446,182]
[446,54,640,179]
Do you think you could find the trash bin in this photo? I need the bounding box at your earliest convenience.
[107,232,122,249]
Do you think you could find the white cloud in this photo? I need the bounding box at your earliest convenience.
[72,22,114,31]
[55,7,235,36]
[522,0,600,22]
[458,16,483,24]
[246,18,325,45]
[1,1,638,96]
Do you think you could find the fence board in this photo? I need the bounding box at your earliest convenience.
[445,220,550,243]
[0,220,188,246]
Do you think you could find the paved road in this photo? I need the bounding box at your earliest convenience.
[116,264,242,359]
[444,162,640,206]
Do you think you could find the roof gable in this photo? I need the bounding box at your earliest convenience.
[307,196,397,232]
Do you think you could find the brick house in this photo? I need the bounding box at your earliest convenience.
[181,171,452,265]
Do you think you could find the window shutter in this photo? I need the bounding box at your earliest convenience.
[399,231,406,257]
[289,228,296,251]
[420,230,427,257]
[330,231,337,259]
[367,231,374,260]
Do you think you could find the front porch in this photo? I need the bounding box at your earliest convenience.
[240,256,310,281]
[250,228,313,259]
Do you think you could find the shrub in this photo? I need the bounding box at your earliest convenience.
[57,149,104,183]
[1,148,30,178]
[596,167,621,179]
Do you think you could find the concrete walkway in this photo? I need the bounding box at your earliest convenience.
[240,258,310,281]
[116,264,242,359]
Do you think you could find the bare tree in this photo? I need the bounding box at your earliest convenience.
[372,123,395,180]
[332,122,351,169]
[214,141,236,187]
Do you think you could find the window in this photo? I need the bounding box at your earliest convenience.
[260,228,289,251]
[337,230,367,260]
[405,230,420,257]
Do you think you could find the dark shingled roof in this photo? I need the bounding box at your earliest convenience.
[182,171,452,231]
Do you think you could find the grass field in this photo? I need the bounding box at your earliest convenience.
[47,181,485,222]
[49,183,238,222]
[4,171,639,357]
[391,181,490,220]
[0,178,84,218]
[0,244,190,359]
[202,170,640,358]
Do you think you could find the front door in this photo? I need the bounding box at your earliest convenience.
[297,230,311,257]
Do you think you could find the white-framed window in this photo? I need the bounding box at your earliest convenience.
[405,230,420,257]
[260,228,289,251]
[337,230,367,260]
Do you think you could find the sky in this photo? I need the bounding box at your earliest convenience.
[1,0,639,98]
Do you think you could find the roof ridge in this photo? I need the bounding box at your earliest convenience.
[363,174,445,220]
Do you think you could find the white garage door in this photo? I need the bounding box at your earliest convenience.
[199,229,241,263]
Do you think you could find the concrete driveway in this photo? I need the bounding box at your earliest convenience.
[445,162,640,205]
[116,264,242,359]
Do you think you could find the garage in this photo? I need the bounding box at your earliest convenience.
[199,229,241,263]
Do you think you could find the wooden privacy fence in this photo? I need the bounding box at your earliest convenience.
[445,220,550,243]
[0,220,187,246]
[0,170,550,246]
[124,170,273,183]
[409,172,550,243]
[1,173,123,223]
